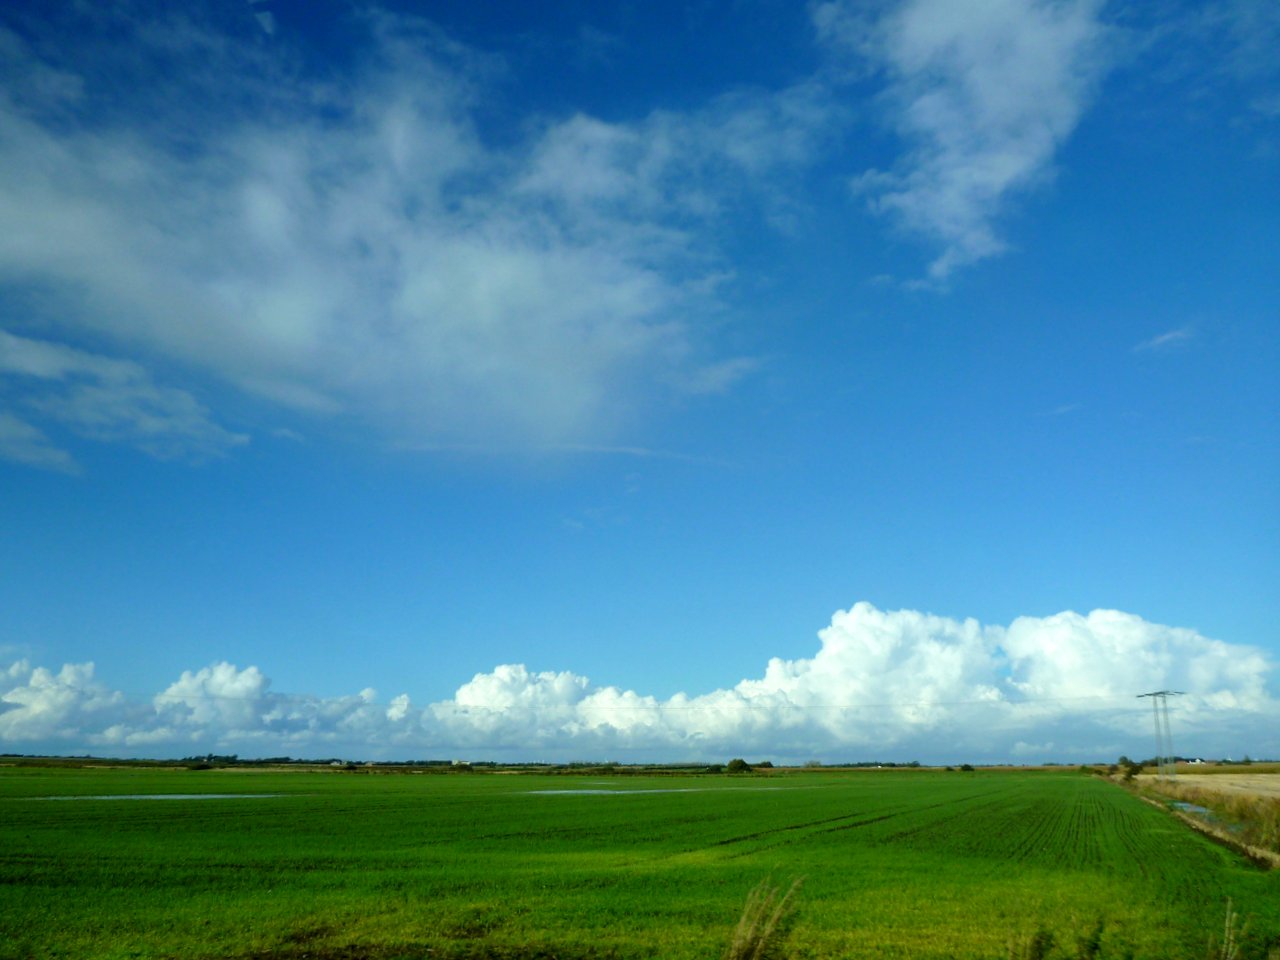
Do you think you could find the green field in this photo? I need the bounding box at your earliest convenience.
[1,765,1277,959]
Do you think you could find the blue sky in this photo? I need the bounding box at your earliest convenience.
[1,0,1276,764]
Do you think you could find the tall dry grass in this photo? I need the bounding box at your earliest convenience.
[723,877,803,960]
[722,883,1273,960]
[1208,900,1244,960]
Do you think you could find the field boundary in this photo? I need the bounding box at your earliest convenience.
[1134,793,1280,870]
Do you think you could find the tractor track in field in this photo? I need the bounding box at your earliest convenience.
[710,809,893,847]
[707,789,1009,859]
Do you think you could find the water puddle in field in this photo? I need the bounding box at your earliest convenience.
[527,787,787,796]
[1170,801,1244,835]
[34,793,287,801]
[527,788,699,796]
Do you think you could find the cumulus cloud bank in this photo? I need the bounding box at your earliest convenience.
[3,604,1273,762]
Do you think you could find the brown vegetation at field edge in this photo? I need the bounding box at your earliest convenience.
[1140,776,1280,867]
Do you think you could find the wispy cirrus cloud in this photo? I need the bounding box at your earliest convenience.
[0,5,831,461]
[0,331,247,466]
[0,1,1242,470]
[1133,326,1194,352]
[4,603,1272,762]
[814,0,1113,281]
[1162,0,1280,120]
[0,411,78,473]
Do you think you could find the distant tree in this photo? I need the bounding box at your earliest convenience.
[755,760,773,769]
[959,763,975,772]
[726,758,752,774]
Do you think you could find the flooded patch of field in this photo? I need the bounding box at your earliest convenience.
[528,788,703,796]
[527,787,789,795]
[34,793,288,801]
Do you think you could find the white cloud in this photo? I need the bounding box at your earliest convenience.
[522,79,833,186]
[155,662,272,729]
[0,7,827,457]
[150,664,396,749]
[4,604,1273,762]
[816,0,1112,280]
[0,660,124,742]
[1003,609,1269,706]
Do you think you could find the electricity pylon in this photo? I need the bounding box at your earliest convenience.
[1137,690,1183,780]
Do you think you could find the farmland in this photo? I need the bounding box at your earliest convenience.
[1165,771,1280,800]
[1138,770,1280,866]
[1,765,1277,959]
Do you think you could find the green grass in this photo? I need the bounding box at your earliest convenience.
[1,765,1277,959]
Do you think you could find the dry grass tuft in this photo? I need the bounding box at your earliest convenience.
[723,877,803,960]
[1208,899,1245,960]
